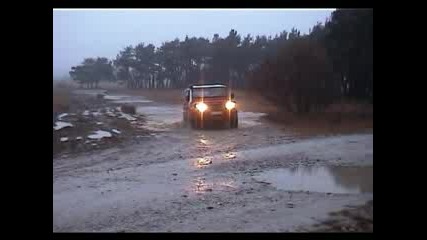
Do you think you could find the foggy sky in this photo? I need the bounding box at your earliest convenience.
[53,9,334,79]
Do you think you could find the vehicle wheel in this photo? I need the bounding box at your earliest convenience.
[230,112,238,128]
[233,114,238,128]
[191,119,201,129]
[183,112,189,127]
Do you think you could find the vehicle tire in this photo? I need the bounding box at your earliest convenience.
[226,113,238,128]
[233,113,238,128]
[230,112,238,128]
[183,112,188,127]
[191,119,201,129]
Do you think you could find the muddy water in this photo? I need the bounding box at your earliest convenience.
[56,90,373,232]
[101,93,269,131]
[256,166,373,194]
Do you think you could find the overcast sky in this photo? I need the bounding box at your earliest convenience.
[53,9,334,79]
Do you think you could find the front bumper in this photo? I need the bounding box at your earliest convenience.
[190,109,237,122]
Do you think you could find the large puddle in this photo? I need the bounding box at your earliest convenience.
[76,91,270,131]
[104,93,182,131]
[255,166,373,194]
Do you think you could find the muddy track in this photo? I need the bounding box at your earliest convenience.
[53,90,373,232]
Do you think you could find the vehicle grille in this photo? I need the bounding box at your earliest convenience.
[209,104,225,111]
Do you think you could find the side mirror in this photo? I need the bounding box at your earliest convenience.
[231,93,235,99]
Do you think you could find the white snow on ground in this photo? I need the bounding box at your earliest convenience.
[76,137,83,140]
[96,122,103,125]
[119,113,136,121]
[106,112,116,117]
[53,121,74,131]
[82,110,90,116]
[87,130,112,140]
[92,111,102,117]
[57,113,68,120]
[60,137,69,142]
[112,129,121,134]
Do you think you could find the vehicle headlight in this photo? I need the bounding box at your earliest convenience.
[225,101,236,110]
[196,102,208,112]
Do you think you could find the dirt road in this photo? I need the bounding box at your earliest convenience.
[53,90,373,232]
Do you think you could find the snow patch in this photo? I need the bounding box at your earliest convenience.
[57,113,68,120]
[119,113,136,121]
[53,121,74,131]
[92,111,102,117]
[87,130,112,140]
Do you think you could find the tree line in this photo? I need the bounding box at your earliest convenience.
[249,9,373,112]
[69,9,372,112]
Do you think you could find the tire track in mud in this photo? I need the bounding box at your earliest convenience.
[53,91,373,232]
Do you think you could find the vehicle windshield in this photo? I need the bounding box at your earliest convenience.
[192,87,227,97]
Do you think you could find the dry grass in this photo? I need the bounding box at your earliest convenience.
[267,110,373,137]
[53,88,71,113]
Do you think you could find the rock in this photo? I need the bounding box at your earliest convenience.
[286,202,294,208]
[172,173,178,176]
[206,206,214,210]
[181,194,188,198]
[121,104,136,114]
[205,188,213,192]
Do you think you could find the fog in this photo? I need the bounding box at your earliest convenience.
[53,9,334,80]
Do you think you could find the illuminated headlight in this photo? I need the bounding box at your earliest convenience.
[196,102,208,112]
[225,101,236,110]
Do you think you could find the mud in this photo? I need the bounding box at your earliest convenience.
[53,89,373,232]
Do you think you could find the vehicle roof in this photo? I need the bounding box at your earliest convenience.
[190,84,227,89]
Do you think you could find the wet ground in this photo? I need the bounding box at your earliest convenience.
[53,90,373,232]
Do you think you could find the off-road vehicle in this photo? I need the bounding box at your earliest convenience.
[183,84,238,129]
